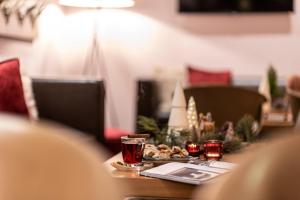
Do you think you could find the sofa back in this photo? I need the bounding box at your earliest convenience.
[32,79,105,143]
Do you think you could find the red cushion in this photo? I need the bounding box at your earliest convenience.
[0,58,29,116]
[104,128,132,154]
[105,128,132,140]
[187,66,232,86]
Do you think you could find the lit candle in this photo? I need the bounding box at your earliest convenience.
[186,143,201,157]
[203,140,223,161]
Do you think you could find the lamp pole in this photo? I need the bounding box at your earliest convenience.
[83,9,120,127]
[59,0,135,129]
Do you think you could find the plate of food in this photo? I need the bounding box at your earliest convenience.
[143,144,191,163]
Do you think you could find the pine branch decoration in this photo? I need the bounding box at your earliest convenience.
[137,115,161,135]
[235,114,256,142]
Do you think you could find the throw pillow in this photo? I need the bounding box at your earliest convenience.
[187,66,232,86]
[0,58,29,116]
[21,76,39,120]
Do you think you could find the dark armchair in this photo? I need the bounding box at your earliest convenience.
[32,79,105,144]
[184,86,266,127]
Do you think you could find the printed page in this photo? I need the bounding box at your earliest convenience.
[141,161,236,185]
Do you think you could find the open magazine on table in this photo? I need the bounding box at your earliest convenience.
[140,160,237,185]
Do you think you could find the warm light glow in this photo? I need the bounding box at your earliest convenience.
[186,143,200,157]
[38,4,65,39]
[59,0,135,8]
[59,0,103,8]
[189,144,197,148]
[98,0,135,8]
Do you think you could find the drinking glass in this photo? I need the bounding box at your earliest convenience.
[121,136,146,167]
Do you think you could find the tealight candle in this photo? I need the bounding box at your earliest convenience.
[203,140,223,161]
[186,142,201,157]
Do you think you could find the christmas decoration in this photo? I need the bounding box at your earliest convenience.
[235,114,259,142]
[223,138,243,153]
[137,116,160,135]
[219,121,235,141]
[187,96,199,129]
[137,112,259,154]
[168,129,192,147]
[259,74,271,101]
[259,73,272,112]
[137,115,166,145]
[268,65,282,99]
[137,115,191,147]
[199,112,215,136]
[168,81,188,134]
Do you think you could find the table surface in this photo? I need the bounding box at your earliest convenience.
[104,145,259,199]
[105,153,196,199]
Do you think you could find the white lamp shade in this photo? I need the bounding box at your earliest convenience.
[59,0,135,8]
[168,108,189,128]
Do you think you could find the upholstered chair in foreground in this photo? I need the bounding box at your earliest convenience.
[193,133,300,200]
[0,115,125,200]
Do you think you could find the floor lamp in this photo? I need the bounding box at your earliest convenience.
[59,0,135,127]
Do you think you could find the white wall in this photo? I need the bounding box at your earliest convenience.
[0,0,300,131]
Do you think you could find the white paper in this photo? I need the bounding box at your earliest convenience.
[141,161,237,185]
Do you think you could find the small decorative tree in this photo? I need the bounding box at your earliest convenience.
[187,96,199,129]
[168,81,189,131]
[268,65,282,99]
[167,81,189,145]
[259,73,272,112]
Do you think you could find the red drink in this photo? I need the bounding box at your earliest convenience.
[121,141,145,164]
[121,136,146,166]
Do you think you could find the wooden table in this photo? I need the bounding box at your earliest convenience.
[104,153,196,199]
[104,149,252,199]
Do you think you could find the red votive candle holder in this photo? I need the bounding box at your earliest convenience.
[186,142,201,157]
[203,140,223,161]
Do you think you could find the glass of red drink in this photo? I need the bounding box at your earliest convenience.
[121,136,146,167]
